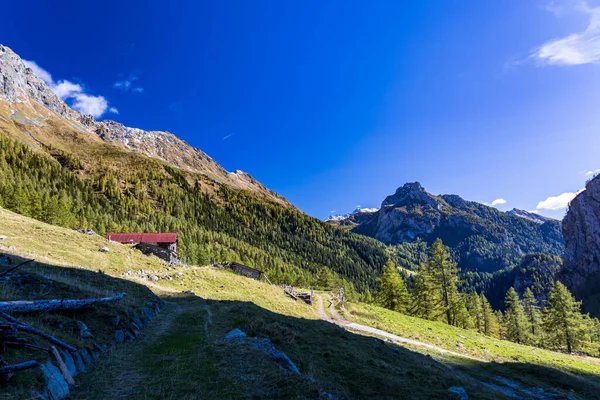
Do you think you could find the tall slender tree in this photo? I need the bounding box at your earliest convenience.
[376,259,410,313]
[427,239,460,325]
[467,293,484,333]
[504,287,527,344]
[543,281,589,353]
[522,287,541,345]
[480,294,500,338]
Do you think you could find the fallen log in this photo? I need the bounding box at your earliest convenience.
[0,313,77,352]
[0,360,37,383]
[0,259,34,277]
[0,292,127,313]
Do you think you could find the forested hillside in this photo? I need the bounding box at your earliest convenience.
[0,136,389,296]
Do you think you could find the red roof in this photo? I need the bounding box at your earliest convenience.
[106,233,177,244]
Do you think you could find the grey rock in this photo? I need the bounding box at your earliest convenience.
[99,246,110,252]
[93,342,107,353]
[0,235,7,240]
[142,307,154,321]
[79,348,92,365]
[40,361,69,400]
[132,312,144,328]
[125,331,135,341]
[448,386,468,400]
[114,330,125,343]
[224,328,247,341]
[76,320,93,338]
[60,350,77,377]
[73,351,85,373]
[249,337,300,375]
[108,315,120,327]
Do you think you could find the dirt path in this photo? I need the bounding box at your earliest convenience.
[315,294,483,362]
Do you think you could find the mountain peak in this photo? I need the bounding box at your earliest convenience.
[382,181,437,208]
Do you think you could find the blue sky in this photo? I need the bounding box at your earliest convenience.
[2,0,600,219]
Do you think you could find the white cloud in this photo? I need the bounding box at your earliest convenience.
[23,59,115,118]
[491,198,507,206]
[113,75,144,93]
[585,168,600,176]
[536,189,585,210]
[23,60,53,85]
[533,1,600,65]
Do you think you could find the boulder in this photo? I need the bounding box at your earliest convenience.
[79,348,92,365]
[223,328,247,341]
[114,330,125,343]
[60,350,77,377]
[249,338,300,375]
[448,386,468,400]
[132,312,144,328]
[76,321,93,338]
[40,362,69,400]
[99,246,110,253]
[142,307,154,321]
[73,351,85,373]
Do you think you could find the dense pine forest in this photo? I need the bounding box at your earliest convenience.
[0,137,393,295]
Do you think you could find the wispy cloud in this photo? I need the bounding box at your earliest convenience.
[109,107,119,114]
[168,103,183,113]
[536,189,585,210]
[532,1,600,65]
[23,60,115,118]
[222,134,234,140]
[113,75,144,93]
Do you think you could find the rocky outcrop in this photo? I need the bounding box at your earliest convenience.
[506,208,554,224]
[351,182,564,273]
[560,177,600,315]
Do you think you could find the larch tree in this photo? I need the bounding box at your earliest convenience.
[376,259,410,314]
[481,294,500,338]
[427,239,460,325]
[504,287,527,344]
[522,287,541,345]
[543,281,589,353]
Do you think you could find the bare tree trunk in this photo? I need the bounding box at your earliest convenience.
[0,292,127,313]
[0,312,77,352]
[50,345,75,385]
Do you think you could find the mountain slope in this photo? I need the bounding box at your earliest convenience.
[350,182,563,273]
[0,43,390,295]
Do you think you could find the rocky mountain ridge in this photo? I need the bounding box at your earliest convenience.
[0,44,287,204]
[506,208,554,224]
[350,182,564,273]
[561,177,600,316]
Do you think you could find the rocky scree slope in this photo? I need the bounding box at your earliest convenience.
[0,44,286,205]
[350,182,563,273]
[561,175,600,316]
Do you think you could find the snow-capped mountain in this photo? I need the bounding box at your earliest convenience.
[326,207,379,222]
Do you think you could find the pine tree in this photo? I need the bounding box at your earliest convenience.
[376,259,410,313]
[410,265,438,320]
[427,239,460,325]
[480,294,500,337]
[504,287,527,344]
[543,281,589,353]
[522,287,541,345]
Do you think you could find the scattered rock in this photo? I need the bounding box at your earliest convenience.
[130,325,140,337]
[149,275,159,281]
[108,315,120,327]
[0,235,7,240]
[448,386,468,400]
[76,321,93,338]
[60,350,77,378]
[457,341,464,347]
[72,351,85,373]
[224,329,247,341]
[132,312,143,328]
[79,349,92,365]
[142,307,154,321]
[40,361,69,400]
[249,337,300,375]
[114,330,125,344]
[99,246,110,253]
[125,331,135,341]
[182,290,195,295]
[458,335,467,339]
[77,229,96,235]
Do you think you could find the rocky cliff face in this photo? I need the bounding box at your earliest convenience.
[352,182,564,273]
[560,177,600,315]
[0,44,287,205]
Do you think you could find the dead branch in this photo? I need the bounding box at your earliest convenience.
[0,360,37,383]
[0,292,127,313]
[0,259,34,277]
[50,346,74,385]
[0,312,77,352]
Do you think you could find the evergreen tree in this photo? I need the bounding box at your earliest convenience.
[504,287,527,344]
[427,239,460,325]
[481,294,500,337]
[376,259,410,313]
[410,265,438,320]
[543,281,589,353]
[522,287,541,345]
[467,293,484,333]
